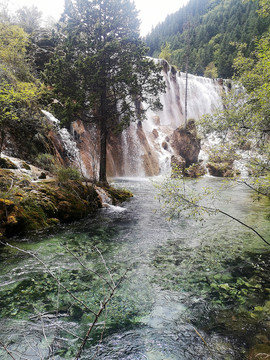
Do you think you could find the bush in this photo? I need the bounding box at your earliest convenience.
[35,153,55,171]
[208,145,241,164]
[55,166,81,183]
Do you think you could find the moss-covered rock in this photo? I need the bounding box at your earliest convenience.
[247,344,270,359]
[0,157,18,169]
[205,145,241,177]
[0,166,133,239]
[170,119,201,168]
[185,162,206,178]
[206,162,238,177]
[101,185,133,205]
[0,173,101,238]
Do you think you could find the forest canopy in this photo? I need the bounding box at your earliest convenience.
[145,0,270,78]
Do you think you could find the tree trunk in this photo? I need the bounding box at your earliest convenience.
[99,87,108,184]
[99,118,107,183]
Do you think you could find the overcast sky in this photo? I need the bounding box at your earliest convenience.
[8,0,189,36]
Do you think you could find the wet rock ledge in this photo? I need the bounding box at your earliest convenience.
[0,165,132,240]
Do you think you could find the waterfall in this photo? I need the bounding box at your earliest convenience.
[42,62,225,179]
[119,61,224,176]
[42,110,89,178]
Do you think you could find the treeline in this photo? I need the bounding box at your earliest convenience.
[0,5,48,160]
[145,0,270,78]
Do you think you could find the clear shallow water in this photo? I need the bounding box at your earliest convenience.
[0,177,269,359]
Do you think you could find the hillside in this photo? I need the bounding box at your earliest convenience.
[145,0,270,78]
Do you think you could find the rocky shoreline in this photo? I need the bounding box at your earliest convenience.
[0,157,132,240]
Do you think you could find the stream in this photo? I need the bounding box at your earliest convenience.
[0,177,269,359]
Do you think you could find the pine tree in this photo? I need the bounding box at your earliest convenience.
[44,0,165,183]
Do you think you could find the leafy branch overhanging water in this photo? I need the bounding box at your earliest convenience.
[156,175,270,246]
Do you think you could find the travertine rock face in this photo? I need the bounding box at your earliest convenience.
[170,119,201,167]
[43,60,224,179]
[136,122,160,176]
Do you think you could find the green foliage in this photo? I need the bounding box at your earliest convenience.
[35,153,55,172]
[0,23,32,81]
[155,175,216,221]
[197,16,270,189]
[199,89,254,141]
[55,166,81,183]
[0,22,49,159]
[0,79,45,155]
[43,0,165,182]
[15,5,42,34]
[233,34,270,137]
[204,61,218,78]
[159,42,172,63]
[145,0,270,78]
[244,0,270,17]
[208,144,241,164]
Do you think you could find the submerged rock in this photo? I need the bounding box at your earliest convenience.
[247,344,270,359]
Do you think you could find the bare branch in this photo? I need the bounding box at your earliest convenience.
[157,179,269,246]
[62,244,114,290]
[74,270,128,360]
[218,209,270,246]
[34,307,54,359]
[192,327,216,359]
[0,341,16,360]
[93,246,116,288]
[0,241,98,317]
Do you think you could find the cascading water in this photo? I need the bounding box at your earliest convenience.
[119,62,224,176]
[42,110,89,178]
[41,63,225,179]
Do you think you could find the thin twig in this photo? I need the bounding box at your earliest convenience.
[90,303,108,360]
[239,180,269,198]
[193,327,216,359]
[218,209,270,246]
[23,334,44,360]
[160,182,269,246]
[55,324,84,341]
[93,246,116,288]
[34,307,54,359]
[74,270,128,360]
[62,244,114,290]
[0,242,98,316]
[0,341,16,360]
[7,179,14,194]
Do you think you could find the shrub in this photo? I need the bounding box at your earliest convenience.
[35,153,55,171]
[55,166,81,183]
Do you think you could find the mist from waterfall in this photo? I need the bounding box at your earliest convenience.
[120,62,224,177]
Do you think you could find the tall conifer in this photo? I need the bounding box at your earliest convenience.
[44,0,165,183]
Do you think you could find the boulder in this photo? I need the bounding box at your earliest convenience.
[247,344,270,360]
[170,119,201,168]
[206,162,235,177]
[185,162,206,178]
